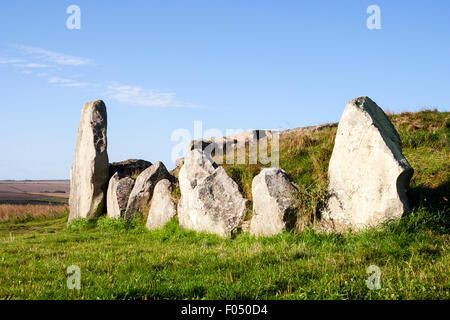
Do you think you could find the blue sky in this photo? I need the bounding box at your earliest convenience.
[1,0,449,179]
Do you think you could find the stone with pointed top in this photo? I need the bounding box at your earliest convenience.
[124,161,172,219]
[177,149,247,237]
[321,97,414,232]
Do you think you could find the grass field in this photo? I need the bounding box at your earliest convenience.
[0,211,448,299]
[0,110,448,300]
[0,204,68,222]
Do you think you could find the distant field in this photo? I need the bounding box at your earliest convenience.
[0,181,69,203]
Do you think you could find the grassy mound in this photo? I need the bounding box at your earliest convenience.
[222,110,449,231]
[0,110,448,300]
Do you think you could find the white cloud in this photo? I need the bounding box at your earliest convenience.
[0,56,49,71]
[48,77,89,88]
[14,45,92,66]
[24,63,49,68]
[0,57,23,64]
[14,62,49,69]
[105,83,197,108]
[2,45,197,108]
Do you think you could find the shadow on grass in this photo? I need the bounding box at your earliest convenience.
[409,179,449,211]
[403,179,450,234]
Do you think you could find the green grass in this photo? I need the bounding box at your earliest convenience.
[223,110,449,229]
[0,212,448,299]
[0,110,448,300]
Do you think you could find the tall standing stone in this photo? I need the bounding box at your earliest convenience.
[321,97,414,232]
[69,100,109,222]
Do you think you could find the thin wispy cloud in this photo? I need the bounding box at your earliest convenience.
[14,45,92,66]
[14,62,49,69]
[105,83,195,108]
[0,56,49,74]
[0,57,23,64]
[48,77,90,88]
[1,44,197,108]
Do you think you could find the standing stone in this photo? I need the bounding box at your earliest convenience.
[124,161,172,219]
[69,100,109,222]
[106,173,135,219]
[250,168,299,236]
[321,97,414,232]
[178,149,247,237]
[146,179,177,230]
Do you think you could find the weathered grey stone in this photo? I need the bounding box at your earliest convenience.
[188,130,273,152]
[124,161,172,219]
[170,158,184,179]
[109,159,152,180]
[146,179,177,230]
[177,149,247,237]
[69,100,109,222]
[250,168,299,236]
[188,130,279,167]
[321,97,414,232]
[106,173,135,219]
[175,157,185,168]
